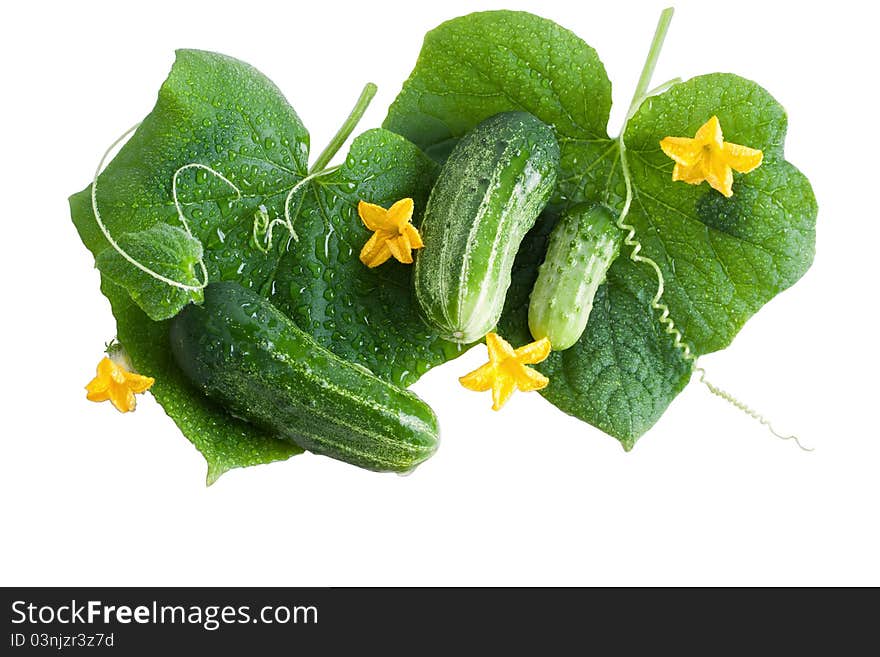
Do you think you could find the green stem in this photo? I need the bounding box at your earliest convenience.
[618,7,676,210]
[626,7,675,118]
[309,82,378,173]
[615,6,677,304]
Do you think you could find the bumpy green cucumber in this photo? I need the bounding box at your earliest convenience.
[169,282,439,473]
[528,204,621,350]
[414,111,560,344]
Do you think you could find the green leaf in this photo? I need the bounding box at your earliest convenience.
[270,128,465,387]
[623,73,817,354]
[387,12,816,447]
[95,224,204,321]
[72,49,311,480]
[383,9,620,209]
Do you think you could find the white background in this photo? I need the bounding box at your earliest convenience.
[1,0,877,586]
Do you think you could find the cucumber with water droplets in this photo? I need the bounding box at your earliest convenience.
[414,111,560,344]
[170,282,439,473]
[528,204,621,350]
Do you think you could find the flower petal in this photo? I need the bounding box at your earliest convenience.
[485,332,516,362]
[358,201,393,231]
[671,161,706,185]
[110,363,127,384]
[387,197,414,227]
[459,363,497,392]
[514,337,551,364]
[124,372,155,394]
[491,375,517,411]
[86,387,110,402]
[659,136,701,167]
[360,231,392,267]
[514,365,550,392]
[404,223,424,250]
[704,155,734,197]
[694,115,723,147]
[85,375,110,396]
[109,385,136,413]
[96,357,115,378]
[399,232,414,261]
[722,142,763,174]
[387,235,412,264]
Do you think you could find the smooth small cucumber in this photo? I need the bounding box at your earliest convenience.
[170,282,439,473]
[414,111,560,344]
[528,204,621,350]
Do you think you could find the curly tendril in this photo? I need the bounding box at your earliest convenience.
[91,123,209,292]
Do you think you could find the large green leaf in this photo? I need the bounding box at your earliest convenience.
[623,74,817,354]
[72,49,310,481]
[386,11,816,446]
[71,51,460,480]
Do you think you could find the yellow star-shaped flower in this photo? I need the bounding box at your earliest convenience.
[459,332,551,410]
[659,116,763,197]
[85,356,154,413]
[358,198,424,268]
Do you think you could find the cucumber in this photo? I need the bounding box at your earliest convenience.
[528,204,621,350]
[169,282,439,473]
[414,111,560,344]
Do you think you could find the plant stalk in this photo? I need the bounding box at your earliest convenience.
[310,82,378,173]
[626,7,675,118]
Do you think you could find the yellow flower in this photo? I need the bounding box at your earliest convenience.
[659,116,763,197]
[358,198,424,268]
[459,332,551,410]
[85,356,154,413]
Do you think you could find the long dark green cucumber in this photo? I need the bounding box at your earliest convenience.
[169,282,439,473]
[528,204,621,350]
[414,111,560,344]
